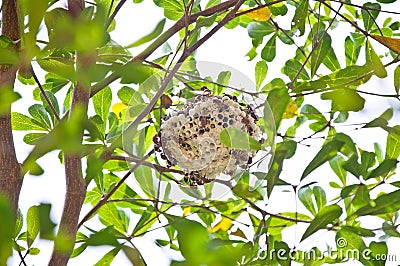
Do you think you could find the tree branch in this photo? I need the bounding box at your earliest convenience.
[0,0,22,218]
[90,0,241,97]
[48,1,92,265]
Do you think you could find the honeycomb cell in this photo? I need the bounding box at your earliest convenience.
[158,93,261,185]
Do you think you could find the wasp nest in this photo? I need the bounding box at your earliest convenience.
[154,94,261,185]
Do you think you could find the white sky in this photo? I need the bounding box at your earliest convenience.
[8,0,400,265]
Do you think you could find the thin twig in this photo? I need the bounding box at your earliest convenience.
[106,0,126,29]
[78,150,154,228]
[29,66,61,122]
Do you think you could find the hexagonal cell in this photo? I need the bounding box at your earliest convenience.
[158,93,261,185]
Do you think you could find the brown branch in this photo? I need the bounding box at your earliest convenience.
[78,150,154,228]
[0,0,23,218]
[79,0,246,229]
[90,0,242,97]
[30,66,61,122]
[48,1,92,265]
[106,0,126,29]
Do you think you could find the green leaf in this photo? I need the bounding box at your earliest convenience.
[283,59,309,81]
[94,247,121,266]
[127,19,166,48]
[366,41,387,78]
[134,165,155,197]
[353,184,371,209]
[336,229,374,266]
[93,86,112,134]
[247,22,275,39]
[301,205,342,241]
[329,155,347,185]
[294,65,373,93]
[39,91,60,125]
[98,203,129,234]
[261,34,276,62]
[233,182,263,200]
[369,241,388,264]
[116,62,152,84]
[37,58,75,81]
[386,125,400,159]
[220,128,261,150]
[313,186,327,211]
[364,108,393,129]
[345,36,360,66]
[301,140,345,180]
[311,32,332,76]
[156,0,184,21]
[0,196,14,265]
[266,88,290,130]
[27,206,40,247]
[266,140,297,196]
[11,112,46,131]
[122,246,146,266]
[323,46,341,72]
[255,60,268,90]
[382,222,400,237]
[331,133,357,157]
[298,187,317,216]
[28,104,52,129]
[0,47,19,65]
[367,158,397,179]
[22,133,44,146]
[321,88,365,112]
[394,65,400,94]
[291,0,308,36]
[85,226,120,246]
[131,208,157,236]
[269,2,288,16]
[168,216,209,262]
[342,155,363,178]
[28,247,40,255]
[353,189,400,217]
[0,88,21,115]
[361,3,381,31]
[267,212,311,235]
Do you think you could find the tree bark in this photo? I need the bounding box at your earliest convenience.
[0,0,22,217]
[48,0,91,265]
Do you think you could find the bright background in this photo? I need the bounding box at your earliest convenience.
[8,0,400,265]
